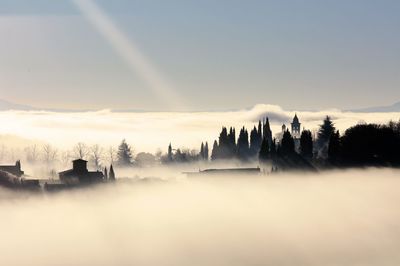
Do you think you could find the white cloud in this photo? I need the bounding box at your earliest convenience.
[0,105,398,153]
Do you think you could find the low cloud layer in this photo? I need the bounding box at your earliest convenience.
[1,168,400,266]
[0,104,399,152]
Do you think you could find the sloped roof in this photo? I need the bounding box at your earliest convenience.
[72,159,88,163]
[292,113,300,123]
[59,169,75,175]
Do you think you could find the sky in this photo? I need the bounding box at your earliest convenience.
[0,0,399,111]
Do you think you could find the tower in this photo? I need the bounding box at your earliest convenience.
[291,114,301,137]
[72,159,88,173]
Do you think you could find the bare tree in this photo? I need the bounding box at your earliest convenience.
[108,146,117,165]
[0,144,7,162]
[155,148,163,162]
[90,144,104,170]
[25,144,39,163]
[73,142,89,160]
[42,144,58,164]
[10,148,16,162]
[60,150,72,168]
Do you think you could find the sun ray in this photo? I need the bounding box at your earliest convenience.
[72,0,186,110]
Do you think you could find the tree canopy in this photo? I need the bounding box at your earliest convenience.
[117,139,133,166]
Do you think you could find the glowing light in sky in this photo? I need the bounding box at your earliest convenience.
[72,0,186,109]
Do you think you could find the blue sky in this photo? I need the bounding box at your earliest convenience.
[0,0,399,110]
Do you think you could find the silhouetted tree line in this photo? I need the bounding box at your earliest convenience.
[207,115,400,169]
[199,142,209,160]
[210,118,273,161]
[8,115,398,172]
[327,121,400,167]
[161,143,201,164]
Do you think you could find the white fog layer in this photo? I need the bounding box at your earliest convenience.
[0,104,399,152]
[1,169,400,266]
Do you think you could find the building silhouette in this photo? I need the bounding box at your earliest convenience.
[59,159,104,184]
[0,160,24,177]
[277,114,303,152]
[291,114,301,137]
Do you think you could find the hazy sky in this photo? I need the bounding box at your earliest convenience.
[0,0,399,111]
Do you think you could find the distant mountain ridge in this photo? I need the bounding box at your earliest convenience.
[0,99,36,111]
[0,99,91,112]
[351,101,400,113]
[1,98,400,113]
[0,99,158,112]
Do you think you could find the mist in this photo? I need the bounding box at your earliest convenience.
[0,104,399,153]
[1,168,400,266]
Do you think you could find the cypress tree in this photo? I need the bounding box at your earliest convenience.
[200,142,204,159]
[237,127,250,160]
[211,140,219,160]
[263,117,273,145]
[218,127,230,158]
[228,127,236,157]
[259,138,270,162]
[109,164,115,181]
[168,143,173,162]
[328,130,341,162]
[204,142,209,161]
[300,130,313,159]
[104,166,108,180]
[270,138,277,157]
[281,130,295,155]
[250,126,261,157]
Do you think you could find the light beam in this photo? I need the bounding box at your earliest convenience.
[72,0,186,110]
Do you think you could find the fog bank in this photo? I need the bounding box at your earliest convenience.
[1,168,400,266]
[0,104,399,152]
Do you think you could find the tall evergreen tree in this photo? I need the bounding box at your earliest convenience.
[104,166,108,180]
[259,138,270,162]
[237,127,250,160]
[270,138,277,157]
[200,142,204,159]
[211,140,219,160]
[300,130,313,159]
[219,127,228,146]
[317,116,335,148]
[328,130,341,162]
[109,164,115,181]
[204,142,209,161]
[280,130,295,155]
[250,126,261,157]
[167,143,173,162]
[214,127,237,159]
[218,127,229,158]
[228,127,236,157]
[316,116,336,158]
[276,144,282,156]
[263,117,273,145]
[117,139,133,166]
